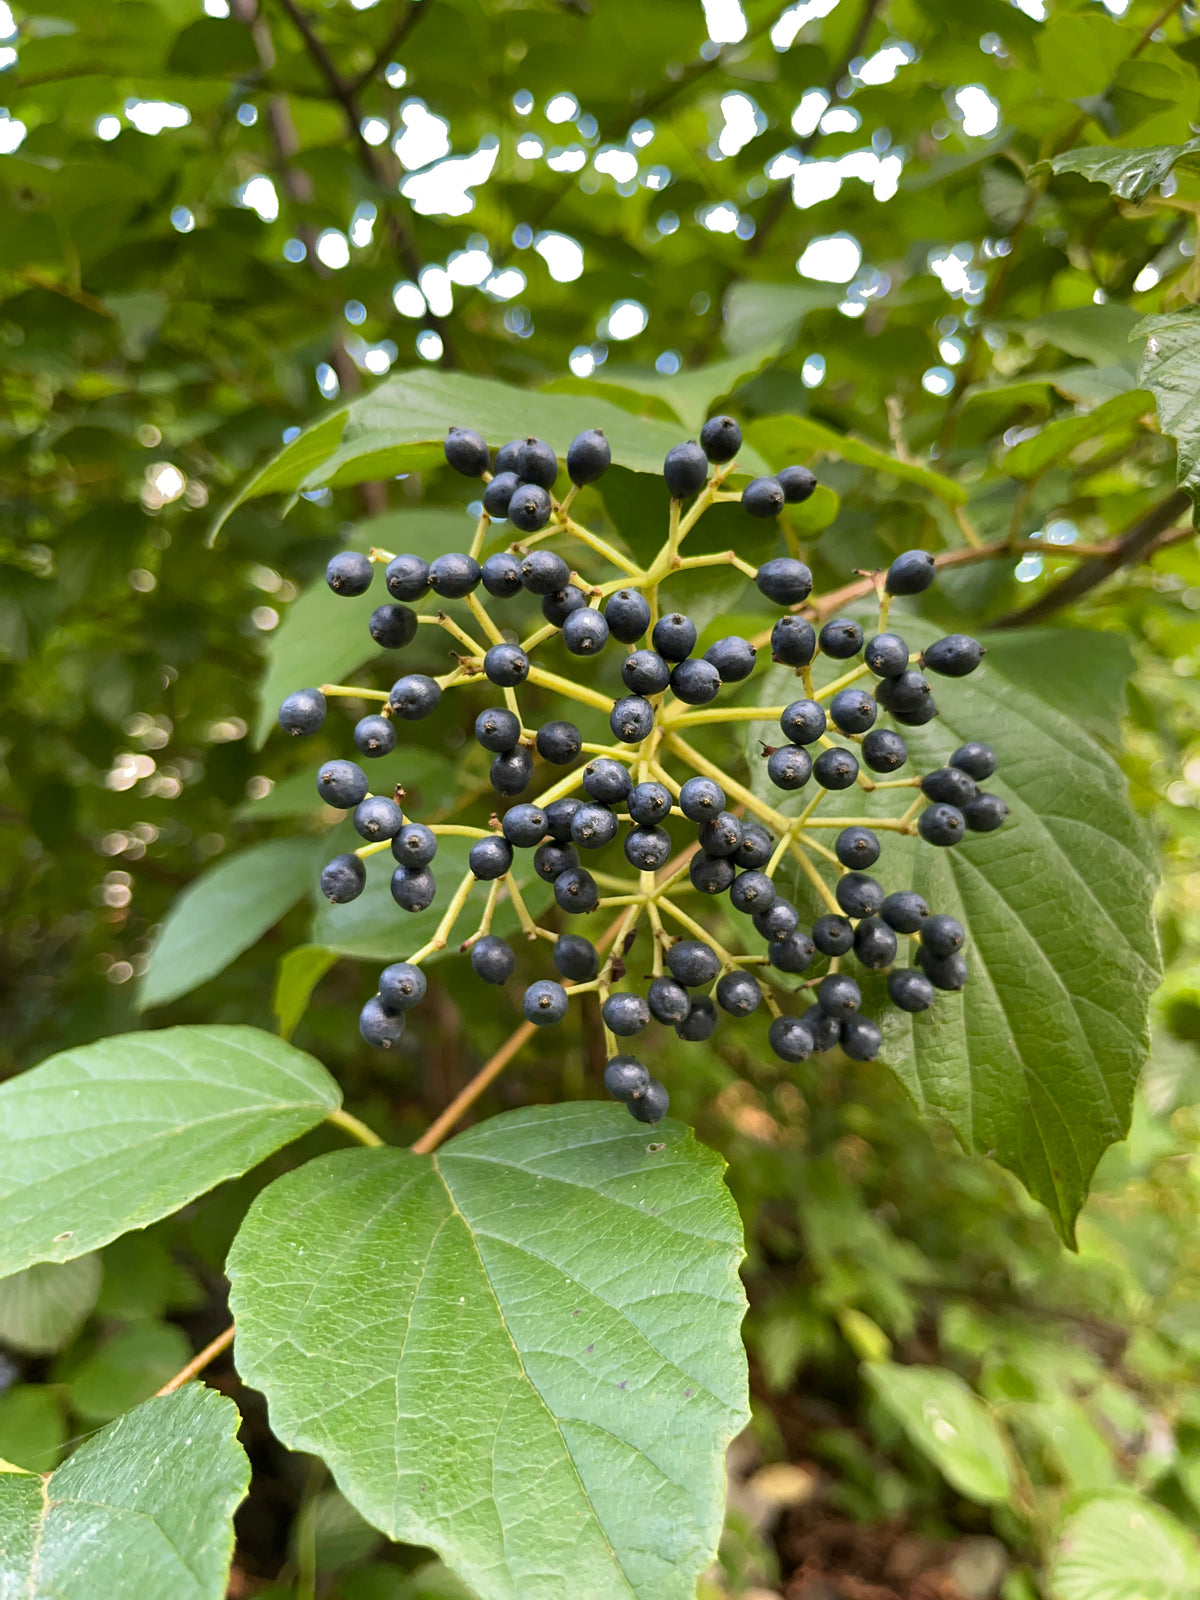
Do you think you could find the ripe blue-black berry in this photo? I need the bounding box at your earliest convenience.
[354,795,403,841]
[923,634,984,677]
[951,742,997,781]
[756,557,813,606]
[804,1006,841,1052]
[583,758,632,802]
[326,550,373,596]
[389,674,442,721]
[279,688,327,736]
[567,428,611,485]
[360,996,405,1048]
[524,978,569,1025]
[887,968,936,1012]
[622,650,670,697]
[542,584,587,626]
[484,643,529,687]
[444,426,489,476]
[321,853,365,903]
[922,767,977,807]
[853,916,897,970]
[704,636,756,682]
[482,474,521,521]
[780,698,826,744]
[475,707,521,753]
[604,588,651,643]
[391,864,436,912]
[380,962,427,1010]
[625,826,671,870]
[918,803,965,847]
[493,439,523,475]
[813,747,859,789]
[648,976,691,1024]
[819,618,863,660]
[663,441,708,498]
[393,823,438,867]
[922,914,965,957]
[628,781,672,825]
[881,891,928,933]
[767,745,811,791]
[916,947,968,991]
[317,759,368,808]
[517,437,558,489]
[571,802,618,850]
[385,553,430,601]
[893,698,940,729]
[652,612,697,661]
[671,658,720,705]
[886,549,937,595]
[563,608,609,656]
[502,804,547,848]
[699,811,743,857]
[603,992,650,1036]
[835,825,880,869]
[886,670,931,715]
[742,476,784,518]
[830,687,877,735]
[354,714,397,758]
[771,615,816,666]
[605,1054,650,1100]
[836,873,883,918]
[730,869,775,914]
[769,1014,813,1062]
[534,840,578,882]
[520,549,570,594]
[813,914,854,955]
[690,852,735,894]
[717,970,761,1016]
[628,1078,669,1123]
[861,728,907,773]
[544,797,581,840]
[666,940,721,987]
[610,695,655,743]
[700,413,742,462]
[965,793,1009,831]
[676,995,718,1041]
[509,485,553,534]
[735,822,773,869]
[429,552,481,599]
[471,936,515,984]
[481,552,522,601]
[536,720,581,764]
[753,900,798,941]
[864,632,910,678]
[554,933,599,981]
[679,775,726,821]
[769,931,816,974]
[490,747,533,795]
[817,972,861,1017]
[840,1015,882,1061]
[778,464,817,503]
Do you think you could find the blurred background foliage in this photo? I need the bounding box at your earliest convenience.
[4,0,1200,1593]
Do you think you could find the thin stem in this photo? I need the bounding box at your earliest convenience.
[788,838,842,916]
[465,590,504,644]
[559,516,643,576]
[326,1107,385,1147]
[155,1324,236,1396]
[410,1021,539,1156]
[504,873,541,940]
[407,869,476,964]
[525,664,615,713]
[321,683,389,701]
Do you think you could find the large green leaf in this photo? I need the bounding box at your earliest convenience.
[0,1385,248,1599]
[746,415,968,505]
[0,1386,66,1474]
[0,1025,340,1276]
[1002,389,1151,479]
[1049,1491,1200,1600]
[721,282,841,350]
[139,838,318,1011]
[1137,308,1200,503]
[546,344,782,432]
[228,1103,749,1600]
[1047,137,1200,202]
[863,1361,1012,1504]
[0,1256,102,1355]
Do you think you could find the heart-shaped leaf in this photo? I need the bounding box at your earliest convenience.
[1050,1491,1200,1600]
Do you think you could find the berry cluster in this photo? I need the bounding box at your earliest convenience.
[278,416,1009,1124]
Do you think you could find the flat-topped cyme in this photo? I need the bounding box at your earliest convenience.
[281,416,1010,1124]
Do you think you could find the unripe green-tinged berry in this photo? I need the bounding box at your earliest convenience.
[391,863,436,912]
[861,728,907,773]
[753,899,798,941]
[853,916,897,970]
[840,1015,882,1061]
[667,940,721,987]
[502,804,547,848]
[603,992,650,1036]
[951,742,997,781]
[475,706,521,753]
[482,474,521,522]
[484,642,529,687]
[888,968,936,1012]
[652,612,697,661]
[543,585,587,626]
[663,441,708,497]
[389,674,442,721]
[817,973,861,1017]
[380,961,428,1011]
[922,634,984,677]
[326,550,373,596]
[354,795,403,841]
[771,615,816,666]
[813,747,859,789]
[571,802,618,850]
[812,914,854,955]
[922,767,978,807]
[628,1078,669,1123]
[742,476,784,518]
[778,464,817,503]
[690,852,735,895]
[804,1006,841,1052]
[563,608,609,656]
[886,549,936,595]
[730,869,775,914]
[965,793,1009,832]
[717,970,761,1016]
[780,698,826,744]
[676,995,718,1041]
[429,552,481,599]
[627,782,672,825]
[605,1054,650,1101]
[544,798,581,841]
[916,946,968,991]
[584,758,632,802]
[536,720,581,764]
[769,931,815,973]
[520,548,570,594]
[524,978,569,1025]
[317,759,368,809]
[864,632,910,678]
[604,588,651,643]
[648,976,691,1024]
[700,414,742,462]
[444,425,489,476]
[836,873,883,918]
[622,649,671,695]
[279,688,327,736]
[756,558,813,606]
[517,437,559,489]
[734,823,773,869]
[385,553,430,601]
[471,936,515,984]
[469,834,514,879]
[360,996,405,1048]
[671,658,720,705]
[705,636,756,682]
[321,853,365,903]
[567,428,611,485]
[881,891,929,933]
[353,714,397,758]
[624,826,671,870]
[835,825,880,869]
[819,618,863,660]
[509,484,553,534]
[490,747,533,795]
[699,811,743,857]
[554,866,598,913]
[769,1014,813,1062]
[534,840,578,882]
[610,695,655,743]
[830,687,877,735]
[554,934,598,981]
[921,914,965,957]
[679,776,725,821]
[918,803,965,847]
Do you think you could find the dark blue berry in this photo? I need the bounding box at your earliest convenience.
[385,553,429,601]
[392,822,438,867]
[769,1014,814,1062]
[490,747,533,795]
[321,853,365,903]
[742,476,784,518]
[704,636,756,682]
[610,696,655,743]
[771,615,817,666]
[622,650,671,696]
[812,915,854,955]
[279,688,327,736]
[542,585,587,626]
[778,464,817,503]
[444,426,489,476]
[517,437,558,489]
[835,825,880,869]
[840,1015,882,1060]
[853,916,897,970]
[676,996,718,1041]
[965,792,1009,832]
[769,931,815,973]
[317,759,368,808]
[679,776,725,821]
[625,826,671,870]
[475,707,521,753]
[922,914,965,957]
[391,864,436,912]
[887,670,932,716]
[700,414,742,462]
[734,823,773,869]
[628,782,672,825]
[666,940,720,987]
[429,552,481,599]
[482,474,521,522]
[628,1078,669,1123]
[389,674,442,721]
[730,870,775,914]
[584,759,632,802]
[520,548,569,593]
[836,873,883,918]
[603,992,650,1036]
[524,978,569,1025]
[864,633,911,677]
[716,970,761,1015]
[888,968,936,1012]
[360,996,405,1048]
[353,796,403,841]
[493,439,523,475]
[881,891,929,933]
[918,803,966,847]
[804,1006,841,1052]
[813,747,859,790]
[471,936,515,984]
[756,558,813,606]
[534,840,579,883]
[502,803,547,848]
[663,441,708,497]
[753,900,798,941]
[951,743,997,781]
[567,428,611,485]
[484,643,530,687]
[554,934,599,980]
[817,973,861,1017]
[689,852,735,895]
[571,802,618,850]
[780,699,826,744]
[893,697,940,729]
[830,688,877,735]
[380,962,427,1010]
[544,797,582,841]
[922,767,978,807]
[819,618,863,660]
[605,1054,650,1100]
[699,811,743,857]
[326,550,373,596]
[652,612,698,661]
[469,834,513,880]
[536,720,581,764]
[886,549,936,595]
[509,484,553,534]
[861,729,907,773]
[916,947,968,991]
[670,658,720,705]
[604,588,651,643]
[563,608,609,656]
[480,549,522,595]
[353,714,397,758]
[648,976,691,1025]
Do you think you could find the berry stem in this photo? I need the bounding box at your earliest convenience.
[503,872,541,941]
[520,622,559,653]
[524,664,620,713]
[662,705,788,730]
[657,897,740,969]
[320,683,389,702]
[812,661,873,702]
[557,515,643,577]
[434,610,486,656]
[787,839,843,917]
[407,869,477,964]
[465,591,505,644]
[354,839,393,860]
[325,1107,386,1147]
[468,512,492,562]
[430,824,494,838]
[665,732,794,836]
[155,1324,236,1398]
[462,877,502,946]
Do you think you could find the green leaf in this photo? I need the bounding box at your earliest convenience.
[863,1361,1012,1504]
[0,1386,67,1473]
[981,627,1134,739]
[546,345,782,432]
[0,1385,248,1598]
[0,1025,341,1276]
[1002,390,1151,479]
[207,408,348,543]
[0,1256,102,1354]
[274,945,338,1040]
[1047,136,1200,202]
[1137,308,1200,502]
[1034,14,1133,98]
[228,1103,749,1600]
[746,415,968,505]
[721,282,841,350]
[68,1321,192,1422]
[1020,304,1143,371]
[139,838,318,1010]
[1049,1491,1200,1600]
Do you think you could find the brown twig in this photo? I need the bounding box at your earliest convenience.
[156,1324,236,1396]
